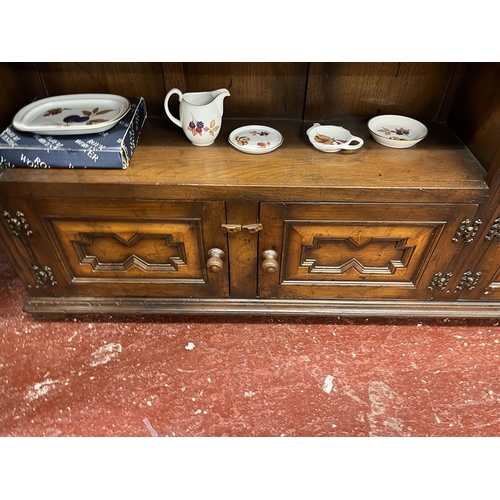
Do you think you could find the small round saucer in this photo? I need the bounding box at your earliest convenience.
[228,125,283,154]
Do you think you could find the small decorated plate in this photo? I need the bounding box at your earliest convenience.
[228,125,283,154]
[367,115,428,149]
[12,94,131,135]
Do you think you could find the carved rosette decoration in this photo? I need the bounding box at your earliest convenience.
[451,218,482,243]
[428,271,453,291]
[485,217,500,242]
[2,210,33,237]
[32,264,58,288]
[455,271,482,292]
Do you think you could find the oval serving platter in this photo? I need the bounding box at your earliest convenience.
[12,94,131,135]
[228,125,283,154]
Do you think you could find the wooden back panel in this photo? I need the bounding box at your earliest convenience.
[304,62,457,121]
[36,62,167,117]
[0,62,463,123]
[32,62,309,119]
[0,63,45,129]
[448,62,500,173]
[178,62,309,119]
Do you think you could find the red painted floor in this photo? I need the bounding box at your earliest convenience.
[1,243,500,438]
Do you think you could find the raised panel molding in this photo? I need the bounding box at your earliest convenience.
[297,235,415,275]
[282,221,442,287]
[72,233,189,273]
[48,219,207,283]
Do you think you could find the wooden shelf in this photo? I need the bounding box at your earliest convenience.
[0,118,488,204]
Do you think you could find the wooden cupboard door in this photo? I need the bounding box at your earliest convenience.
[467,237,500,300]
[258,202,479,300]
[7,198,229,298]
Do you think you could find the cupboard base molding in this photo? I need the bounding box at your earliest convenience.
[23,296,500,319]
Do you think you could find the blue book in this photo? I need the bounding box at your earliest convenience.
[0,96,147,169]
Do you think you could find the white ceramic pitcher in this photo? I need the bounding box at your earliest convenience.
[164,88,230,146]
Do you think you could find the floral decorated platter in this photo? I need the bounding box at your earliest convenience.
[12,94,131,135]
[228,125,283,154]
[367,115,428,149]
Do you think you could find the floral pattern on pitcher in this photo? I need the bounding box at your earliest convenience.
[187,117,220,137]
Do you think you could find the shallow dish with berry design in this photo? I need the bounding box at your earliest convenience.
[367,114,428,149]
[12,94,130,135]
[228,125,283,154]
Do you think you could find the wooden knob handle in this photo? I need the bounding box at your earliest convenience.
[261,249,279,274]
[207,248,225,273]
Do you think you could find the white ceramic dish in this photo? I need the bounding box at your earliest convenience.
[306,123,363,152]
[12,94,131,135]
[367,114,428,148]
[228,125,283,154]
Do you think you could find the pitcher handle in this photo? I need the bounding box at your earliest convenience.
[341,136,364,150]
[164,88,183,128]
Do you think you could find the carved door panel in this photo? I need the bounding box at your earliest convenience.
[258,202,479,299]
[4,197,229,298]
[466,216,500,300]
